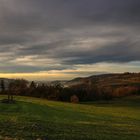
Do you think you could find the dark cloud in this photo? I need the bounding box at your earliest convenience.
[0,0,140,73]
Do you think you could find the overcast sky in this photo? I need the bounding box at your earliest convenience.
[0,0,140,80]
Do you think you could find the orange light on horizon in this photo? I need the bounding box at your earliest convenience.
[0,72,75,81]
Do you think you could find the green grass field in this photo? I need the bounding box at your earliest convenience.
[0,95,140,140]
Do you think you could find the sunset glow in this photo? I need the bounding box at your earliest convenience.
[0,0,140,80]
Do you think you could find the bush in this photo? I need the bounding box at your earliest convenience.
[70,95,79,103]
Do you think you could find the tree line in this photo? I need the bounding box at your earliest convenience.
[0,79,140,103]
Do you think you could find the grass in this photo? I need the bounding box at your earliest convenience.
[0,95,140,140]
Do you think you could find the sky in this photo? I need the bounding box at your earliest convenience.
[0,0,140,81]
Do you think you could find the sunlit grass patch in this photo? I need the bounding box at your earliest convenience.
[0,95,140,140]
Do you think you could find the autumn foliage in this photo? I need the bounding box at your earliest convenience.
[0,73,140,102]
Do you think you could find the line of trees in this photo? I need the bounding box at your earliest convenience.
[0,79,140,103]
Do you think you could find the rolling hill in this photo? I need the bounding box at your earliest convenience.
[65,73,140,88]
[0,95,140,140]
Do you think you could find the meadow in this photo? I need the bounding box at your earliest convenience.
[0,95,140,140]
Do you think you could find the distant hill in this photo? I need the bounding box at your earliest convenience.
[65,73,140,88]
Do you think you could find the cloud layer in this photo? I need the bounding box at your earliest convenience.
[0,0,140,79]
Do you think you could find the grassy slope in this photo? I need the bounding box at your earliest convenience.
[0,96,140,140]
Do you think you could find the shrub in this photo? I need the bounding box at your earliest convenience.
[70,95,79,103]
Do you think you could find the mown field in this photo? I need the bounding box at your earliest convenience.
[0,95,140,140]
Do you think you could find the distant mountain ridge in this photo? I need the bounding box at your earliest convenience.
[65,73,140,87]
[1,73,140,89]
